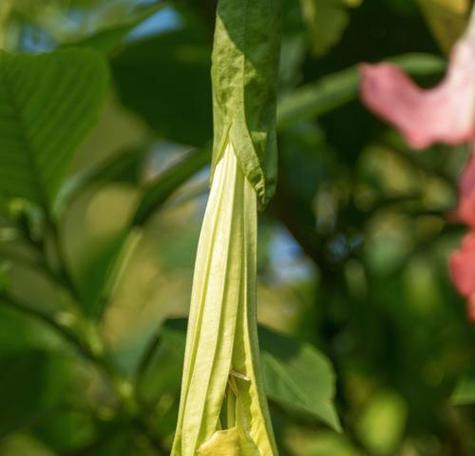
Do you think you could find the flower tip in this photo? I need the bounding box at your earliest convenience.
[359,48,475,150]
[359,63,431,150]
[450,232,475,296]
[468,295,475,323]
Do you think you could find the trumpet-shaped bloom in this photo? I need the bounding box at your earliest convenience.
[360,10,475,320]
[360,11,475,150]
[457,149,475,229]
[171,143,277,455]
[450,232,475,321]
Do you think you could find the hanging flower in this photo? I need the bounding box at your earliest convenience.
[171,143,277,455]
[360,8,475,320]
[451,151,475,322]
[457,150,475,229]
[360,10,475,149]
[172,0,281,454]
[450,232,475,321]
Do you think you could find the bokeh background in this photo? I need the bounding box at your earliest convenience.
[1,0,475,454]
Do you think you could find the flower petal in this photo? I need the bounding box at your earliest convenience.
[360,26,475,149]
[468,293,475,322]
[450,232,475,296]
[457,150,475,228]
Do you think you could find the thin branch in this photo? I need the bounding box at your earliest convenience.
[0,292,91,359]
[47,219,82,302]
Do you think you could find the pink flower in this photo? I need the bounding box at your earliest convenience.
[360,11,475,321]
[450,232,475,321]
[360,17,475,149]
[457,149,475,229]
[450,232,475,296]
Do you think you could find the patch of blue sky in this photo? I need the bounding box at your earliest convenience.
[269,227,314,284]
[126,7,181,42]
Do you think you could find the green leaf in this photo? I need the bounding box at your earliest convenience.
[277,53,445,129]
[54,145,149,216]
[211,0,282,206]
[451,370,475,405]
[75,147,209,318]
[132,146,210,226]
[112,21,213,147]
[137,319,187,404]
[355,390,407,456]
[0,350,70,436]
[416,0,469,53]
[0,49,108,211]
[300,0,359,57]
[259,326,341,432]
[75,231,132,318]
[139,319,340,432]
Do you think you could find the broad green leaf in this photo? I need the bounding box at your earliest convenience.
[132,146,210,226]
[0,350,70,435]
[112,21,213,147]
[139,319,340,433]
[32,409,96,454]
[259,326,341,432]
[417,0,469,52]
[0,434,55,456]
[75,147,209,318]
[300,0,360,57]
[451,370,475,405]
[277,53,445,129]
[75,231,133,318]
[55,145,149,215]
[0,304,67,355]
[0,49,108,211]
[356,391,407,456]
[137,319,187,404]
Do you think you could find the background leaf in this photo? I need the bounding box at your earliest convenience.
[417,0,469,52]
[452,370,475,405]
[112,18,213,147]
[0,49,108,210]
[138,319,341,434]
[277,53,445,129]
[300,0,357,57]
[0,350,70,437]
[259,326,341,432]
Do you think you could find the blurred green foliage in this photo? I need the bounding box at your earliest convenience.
[1,0,475,455]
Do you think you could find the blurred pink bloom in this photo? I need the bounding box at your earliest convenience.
[360,19,475,149]
[450,232,475,322]
[450,232,475,296]
[458,149,475,229]
[360,11,475,321]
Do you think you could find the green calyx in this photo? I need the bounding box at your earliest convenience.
[211,0,282,207]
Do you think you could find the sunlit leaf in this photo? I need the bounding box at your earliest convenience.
[259,326,341,432]
[0,350,70,435]
[417,0,469,52]
[132,146,210,226]
[112,21,212,147]
[0,49,108,211]
[139,319,340,433]
[300,0,356,57]
[277,53,445,129]
[452,370,475,405]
